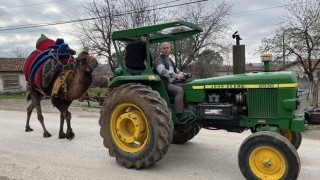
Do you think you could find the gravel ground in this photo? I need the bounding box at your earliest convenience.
[0,98,319,139]
[0,98,100,114]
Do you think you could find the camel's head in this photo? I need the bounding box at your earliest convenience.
[76,51,98,73]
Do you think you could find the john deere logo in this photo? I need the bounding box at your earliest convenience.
[205,109,222,115]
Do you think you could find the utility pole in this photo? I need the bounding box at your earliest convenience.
[282,32,286,68]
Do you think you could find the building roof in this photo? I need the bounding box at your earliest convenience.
[0,58,25,72]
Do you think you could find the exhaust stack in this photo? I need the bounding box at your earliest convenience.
[232,31,245,74]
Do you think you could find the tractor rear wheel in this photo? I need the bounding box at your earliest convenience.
[280,129,302,150]
[172,122,201,144]
[100,84,173,169]
[238,132,300,180]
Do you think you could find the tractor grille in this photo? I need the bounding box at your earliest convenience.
[248,89,278,118]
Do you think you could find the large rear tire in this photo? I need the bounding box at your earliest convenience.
[172,123,201,144]
[100,84,173,169]
[280,129,302,150]
[238,132,300,180]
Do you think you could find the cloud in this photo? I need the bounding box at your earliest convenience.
[230,0,286,62]
[0,0,287,65]
[0,0,82,57]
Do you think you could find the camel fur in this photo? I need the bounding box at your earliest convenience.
[25,51,98,139]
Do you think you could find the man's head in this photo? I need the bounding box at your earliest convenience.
[138,35,146,42]
[160,42,171,57]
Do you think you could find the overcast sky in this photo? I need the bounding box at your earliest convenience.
[0,0,287,64]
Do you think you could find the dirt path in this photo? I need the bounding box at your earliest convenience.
[1,109,319,180]
[0,99,100,114]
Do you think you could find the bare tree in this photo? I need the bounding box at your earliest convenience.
[176,1,233,71]
[192,49,223,78]
[74,0,232,76]
[75,0,118,73]
[11,47,28,58]
[116,0,165,29]
[113,0,166,59]
[258,0,320,107]
[74,0,166,73]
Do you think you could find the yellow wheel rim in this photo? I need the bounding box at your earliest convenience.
[110,103,149,153]
[280,129,292,141]
[249,146,286,179]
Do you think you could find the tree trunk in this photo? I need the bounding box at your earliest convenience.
[311,80,320,108]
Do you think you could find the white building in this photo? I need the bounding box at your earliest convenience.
[0,58,26,93]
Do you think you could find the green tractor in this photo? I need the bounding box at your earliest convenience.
[100,21,304,179]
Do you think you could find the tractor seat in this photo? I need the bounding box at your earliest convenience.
[125,67,144,75]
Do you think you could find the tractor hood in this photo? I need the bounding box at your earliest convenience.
[183,71,298,90]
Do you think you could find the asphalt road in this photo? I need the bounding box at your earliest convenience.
[0,109,320,180]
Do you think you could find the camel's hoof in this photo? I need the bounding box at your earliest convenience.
[59,132,66,139]
[43,131,52,138]
[66,131,75,140]
[25,127,33,132]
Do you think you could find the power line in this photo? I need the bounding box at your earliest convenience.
[0,0,207,32]
[147,0,181,7]
[0,0,68,9]
[0,0,182,29]
[232,1,310,15]
[0,0,71,23]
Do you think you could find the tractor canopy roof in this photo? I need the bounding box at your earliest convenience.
[112,21,203,43]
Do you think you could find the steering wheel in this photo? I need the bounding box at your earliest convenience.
[175,73,192,83]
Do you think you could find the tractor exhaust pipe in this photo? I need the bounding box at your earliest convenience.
[232,31,245,74]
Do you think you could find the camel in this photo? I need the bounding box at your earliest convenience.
[25,51,98,139]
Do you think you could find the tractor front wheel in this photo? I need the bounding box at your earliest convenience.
[100,84,173,169]
[238,132,300,180]
[280,129,302,150]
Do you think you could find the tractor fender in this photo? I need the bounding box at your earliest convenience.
[107,75,178,123]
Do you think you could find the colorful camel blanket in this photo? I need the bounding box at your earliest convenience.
[24,34,76,93]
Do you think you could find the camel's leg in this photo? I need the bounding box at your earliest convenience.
[64,100,74,140]
[58,113,66,139]
[25,99,35,132]
[52,98,74,140]
[34,97,51,138]
[64,110,74,140]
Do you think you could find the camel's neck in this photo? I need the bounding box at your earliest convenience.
[65,66,93,100]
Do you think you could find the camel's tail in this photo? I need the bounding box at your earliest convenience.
[26,82,31,101]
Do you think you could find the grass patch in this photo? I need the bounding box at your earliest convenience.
[0,93,26,100]
[87,87,108,97]
[305,125,320,130]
